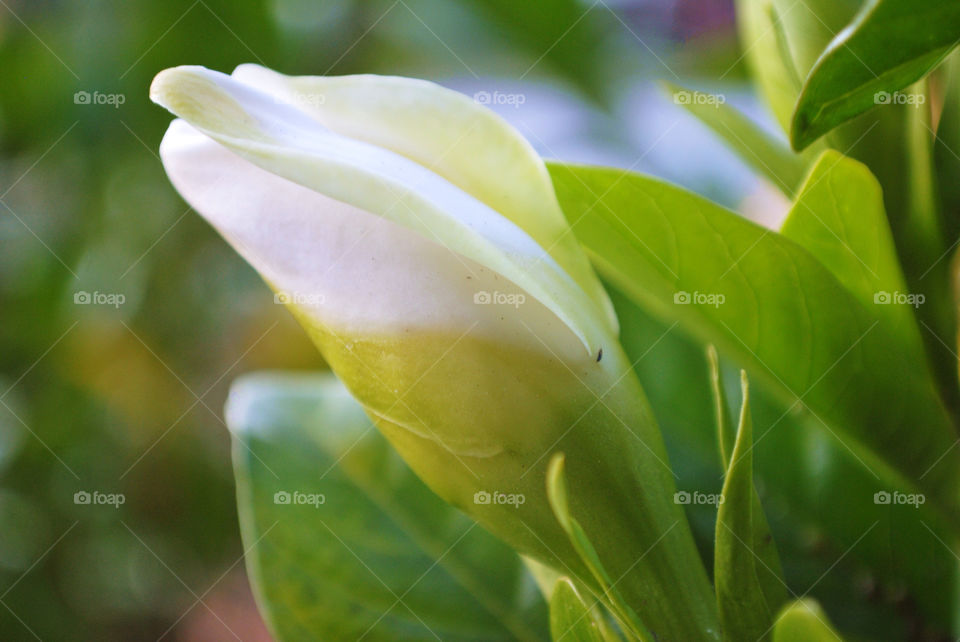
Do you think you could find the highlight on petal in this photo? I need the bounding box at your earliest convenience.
[159,117,595,456]
[157,118,584,358]
[150,65,611,357]
[230,63,618,333]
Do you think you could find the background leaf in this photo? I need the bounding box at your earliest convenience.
[714,371,785,642]
[662,82,808,196]
[547,162,960,523]
[780,150,918,338]
[227,372,549,642]
[708,345,736,466]
[615,291,960,639]
[772,599,843,642]
[791,0,960,149]
[780,148,959,415]
[549,578,615,642]
[545,454,651,642]
[733,0,862,135]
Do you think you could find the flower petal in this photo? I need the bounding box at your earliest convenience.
[151,65,608,356]
[160,119,589,454]
[231,63,617,334]
[161,119,581,352]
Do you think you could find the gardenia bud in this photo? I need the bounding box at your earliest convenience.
[151,65,719,641]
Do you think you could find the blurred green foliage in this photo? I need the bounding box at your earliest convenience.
[0,0,744,638]
[6,0,954,639]
[16,1,947,640]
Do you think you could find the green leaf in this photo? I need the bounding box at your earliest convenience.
[715,371,786,642]
[734,0,861,135]
[934,53,960,229]
[227,372,549,642]
[708,353,785,612]
[771,599,844,642]
[707,345,736,467]
[662,82,807,196]
[780,150,923,341]
[904,79,943,257]
[547,162,960,524]
[545,454,652,642]
[791,0,960,150]
[621,291,959,635]
[781,149,959,420]
[549,578,616,642]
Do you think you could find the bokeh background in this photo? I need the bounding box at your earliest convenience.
[1,0,930,640]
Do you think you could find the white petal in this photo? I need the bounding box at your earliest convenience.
[230,63,617,333]
[160,120,591,455]
[150,65,608,356]
[159,119,584,359]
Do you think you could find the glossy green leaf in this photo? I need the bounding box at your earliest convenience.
[619,290,959,636]
[772,599,843,642]
[707,345,735,467]
[780,150,922,341]
[227,372,549,642]
[547,162,960,524]
[791,0,960,150]
[904,79,943,257]
[545,454,652,642]
[734,0,862,135]
[549,578,616,642]
[715,371,785,642]
[709,354,785,612]
[781,148,959,418]
[662,82,807,196]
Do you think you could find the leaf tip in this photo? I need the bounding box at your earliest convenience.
[546,452,572,533]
